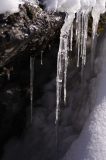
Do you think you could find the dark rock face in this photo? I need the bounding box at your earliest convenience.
[0,26,59,158]
[0,4,64,155]
[0,4,63,151]
[0,3,64,66]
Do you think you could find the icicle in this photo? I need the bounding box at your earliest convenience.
[30,56,35,123]
[64,32,69,104]
[56,35,64,123]
[80,12,84,81]
[91,0,106,71]
[41,51,43,65]
[80,12,84,59]
[83,12,89,65]
[63,15,74,104]
[91,9,100,72]
[80,10,89,81]
[76,11,81,67]
[70,23,73,51]
[56,14,75,124]
[56,14,75,157]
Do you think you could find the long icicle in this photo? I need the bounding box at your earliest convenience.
[91,9,100,73]
[30,56,35,123]
[81,10,89,82]
[70,22,73,51]
[80,12,84,81]
[56,14,75,124]
[64,33,69,105]
[56,13,75,159]
[76,11,81,67]
[41,51,43,65]
[64,21,74,104]
[83,11,89,65]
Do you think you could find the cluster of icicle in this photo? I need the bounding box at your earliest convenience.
[55,0,106,125]
[26,0,106,125]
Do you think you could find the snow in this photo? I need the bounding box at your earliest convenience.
[62,33,106,160]
[57,0,81,13]
[0,0,38,14]
[0,0,22,14]
[44,0,106,12]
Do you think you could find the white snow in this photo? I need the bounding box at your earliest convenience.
[62,33,106,160]
[0,0,22,14]
[57,0,81,13]
[0,0,38,14]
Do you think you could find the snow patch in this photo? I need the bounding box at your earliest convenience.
[0,0,22,14]
[0,0,38,14]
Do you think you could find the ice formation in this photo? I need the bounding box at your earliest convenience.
[55,0,106,123]
[56,15,75,149]
[55,0,106,153]
[56,0,81,125]
[62,31,106,160]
